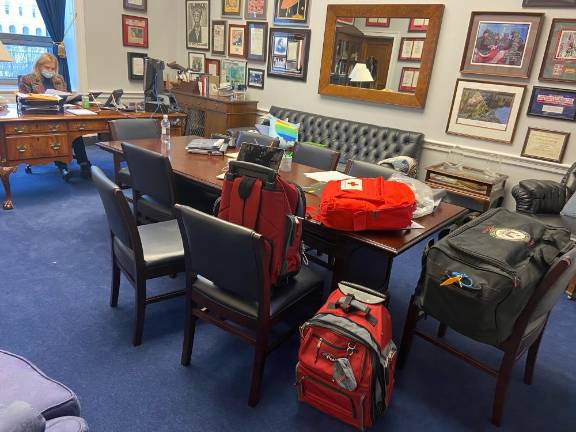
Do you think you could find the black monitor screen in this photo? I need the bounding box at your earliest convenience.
[143,57,165,99]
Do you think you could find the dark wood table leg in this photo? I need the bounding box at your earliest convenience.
[1,166,18,210]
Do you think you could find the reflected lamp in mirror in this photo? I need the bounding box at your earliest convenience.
[0,41,14,112]
[348,63,374,86]
[318,4,445,109]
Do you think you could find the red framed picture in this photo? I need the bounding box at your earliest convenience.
[398,38,425,62]
[337,17,355,25]
[205,58,221,76]
[122,15,148,48]
[365,18,390,27]
[399,67,420,93]
[408,18,429,32]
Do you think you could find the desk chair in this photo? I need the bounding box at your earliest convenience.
[236,131,278,148]
[92,166,185,346]
[121,142,176,223]
[293,142,340,171]
[175,204,324,406]
[398,246,576,426]
[109,119,161,188]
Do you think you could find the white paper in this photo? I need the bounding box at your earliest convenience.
[410,221,425,229]
[304,171,354,182]
[45,89,70,96]
[250,28,264,56]
[66,108,97,115]
[225,152,239,159]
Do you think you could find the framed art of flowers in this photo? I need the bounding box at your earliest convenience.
[460,12,544,79]
[539,19,576,84]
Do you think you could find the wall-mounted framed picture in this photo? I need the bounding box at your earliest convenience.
[539,19,576,84]
[127,52,147,81]
[273,0,310,26]
[521,128,570,163]
[221,59,247,86]
[222,0,242,18]
[446,79,527,144]
[365,18,389,28]
[122,15,148,48]
[186,0,210,51]
[267,27,311,81]
[460,12,544,79]
[228,24,247,58]
[245,0,267,20]
[337,17,355,25]
[247,21,268,62]
[248,67,265,89]
[188,52,206,73]
[408,18,429,32]
[523,0,576,6]
[211,20,227,55]
[205,58,221,77]
[398,38,425,62]
[399,67,420,93]
[123,0,146,12]
[527,86,576,121]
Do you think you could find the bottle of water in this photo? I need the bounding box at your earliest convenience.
[161,115,170,151]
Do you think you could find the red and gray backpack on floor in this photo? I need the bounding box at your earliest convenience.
[296,282,397,430]
[217,160,305,286]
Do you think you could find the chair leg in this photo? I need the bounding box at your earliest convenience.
[181,293,198,366]
[524,331,544,386]
[132,278,146,346]
[491,351,516,427]
[248,326,269,407]
[397,295,419,370]
[110,254,120,307]
[437,323,448,338]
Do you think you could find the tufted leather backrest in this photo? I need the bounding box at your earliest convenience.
[269,106,424,167]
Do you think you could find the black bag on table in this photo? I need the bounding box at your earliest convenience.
[417,208,573,345]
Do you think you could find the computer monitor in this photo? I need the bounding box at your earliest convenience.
[143,57,165,100]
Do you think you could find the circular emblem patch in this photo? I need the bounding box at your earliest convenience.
[489,227,531,242]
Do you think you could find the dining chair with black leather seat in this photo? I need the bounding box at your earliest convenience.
[175,204,324,407]
[92,166,185,346]
[236,131,279,148]
[293,142,340,171]
[109,119,161,188]
[121,142,177,224]
[398,246,576,426]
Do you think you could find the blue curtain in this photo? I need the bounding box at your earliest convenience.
[36,0,71,89]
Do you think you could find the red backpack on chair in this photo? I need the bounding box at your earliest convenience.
[217,161,305,286]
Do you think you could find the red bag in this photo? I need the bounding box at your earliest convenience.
[218,161,305,286]
[311,177,416,231]
[296,282,397,430]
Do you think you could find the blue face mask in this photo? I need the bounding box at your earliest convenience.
[41,69,55,79]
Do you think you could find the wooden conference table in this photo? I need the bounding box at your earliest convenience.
[97,136,468,291]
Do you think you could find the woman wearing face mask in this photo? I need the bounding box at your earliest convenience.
[19,53,92,180]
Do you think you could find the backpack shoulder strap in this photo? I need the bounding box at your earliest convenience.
[229,176,262,230]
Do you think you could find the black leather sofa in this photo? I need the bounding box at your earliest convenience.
[269,106,424,169]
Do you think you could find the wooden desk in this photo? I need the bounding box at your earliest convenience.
[0,106,186,210]
[97,136,468,291]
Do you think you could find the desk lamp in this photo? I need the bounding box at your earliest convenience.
[0,41,14,112]
[348,63,374,88]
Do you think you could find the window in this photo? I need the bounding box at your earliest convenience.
[0,0,51,85]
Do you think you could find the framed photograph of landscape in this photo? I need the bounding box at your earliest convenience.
[127,52,147,81]
[365,18,389,28]
[267,27,311,81]
[523,0,576,6]
[527,86,576,121]
[245,0,267,20]
[398,38,425,62]
[228,24,247,58]
[211,20,227,55]
[221,59,247,86]
[408,18,429,33]
[446,79,527,144]
[124,0,146,12]
[460,12,544,79]
[222,0,242,18]
[248,67,265,89]
[122,15,148,48]
[188,52,206,74]
[521,128,569,163]
[205,58,221,77]
[247,21,268,62]
[186,0,210,51]
[539,19,576,84]
[273,0,310,26]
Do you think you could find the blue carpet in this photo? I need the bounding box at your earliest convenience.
[1,146,575,431]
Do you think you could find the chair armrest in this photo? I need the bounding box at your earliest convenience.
[512,180,567,214]
[0,401,46,432]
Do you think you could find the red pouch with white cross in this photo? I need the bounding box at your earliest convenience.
[310,178,416,231]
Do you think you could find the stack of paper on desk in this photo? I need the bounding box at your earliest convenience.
[304,171,354,182]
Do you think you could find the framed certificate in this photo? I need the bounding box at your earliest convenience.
[246,21,268,62]
[521,128,570,163]
[127,52,147,81]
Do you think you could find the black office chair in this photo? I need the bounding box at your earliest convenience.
[109,119,161,188]
[121,142,176,223]
[345,159,397,178]
[175,204,324,406]
[398,246,576,426]
[92,166,185,346]
[293,142,340,171]
[236,131,279,148]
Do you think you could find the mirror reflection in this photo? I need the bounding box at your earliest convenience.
[331,17,429,94]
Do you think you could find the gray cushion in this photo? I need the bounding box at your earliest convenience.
[45,417,89,432]
[0,401,45,432]
[0,351,80,421]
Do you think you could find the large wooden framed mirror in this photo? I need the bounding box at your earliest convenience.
[318,4,445,109]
